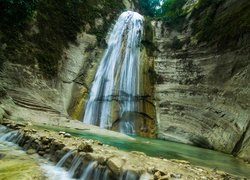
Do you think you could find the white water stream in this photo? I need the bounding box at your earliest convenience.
[83,11,144,134]
[0,125,144,180]
[0,125,73,180]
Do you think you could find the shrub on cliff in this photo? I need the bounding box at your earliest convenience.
[160,0,187,29]
[191,0,250,48]
[0,0,38,28]
[162,0,187,18]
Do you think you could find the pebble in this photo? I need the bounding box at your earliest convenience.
[38,151,46,156]
[58,131,66,135]
[31,129,37,133]
[170,173,182,178]
[27,149,36,155]
[64,133,71,138]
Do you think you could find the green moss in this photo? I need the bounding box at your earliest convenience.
[142,18,157,56]
[191,0,250,49]
[191,0,223,41]
[0,0,38,28]
[144,18,154,42]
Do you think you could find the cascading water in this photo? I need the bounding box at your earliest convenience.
[0,125,73,180]
[83,11,144,134]
[0,125,145,180]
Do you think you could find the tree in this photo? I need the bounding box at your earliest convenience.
[162,0,187,17]
[138,0,161,17]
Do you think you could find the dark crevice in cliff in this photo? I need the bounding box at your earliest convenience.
[232,121,250,155]
[191,137,214,150]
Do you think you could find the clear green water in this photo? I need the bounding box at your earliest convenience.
[36,125,250,178]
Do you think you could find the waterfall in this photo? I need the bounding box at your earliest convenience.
[68,155,82,177]
[120,170,139,180]
[80,161,98,180]
[56,150,75,167]
[83,11,144,134]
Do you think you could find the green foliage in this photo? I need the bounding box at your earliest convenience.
[144,18,154,42]
[142,18,157,56]
[170,36,183,49]
[191,0,223,36]
[191,0,250,48]
[0,0,38,27]
[162,0,187,17]
[138,0,161,17]
[34,0,124,78]
[161,0,187,27]
[0,0,125,78]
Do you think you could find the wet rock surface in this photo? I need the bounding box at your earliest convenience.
[1,120,246,179]
[0,132,45,180]
[78,142,93,153]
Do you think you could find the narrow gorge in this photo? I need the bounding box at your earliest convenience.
[0,0,249,179]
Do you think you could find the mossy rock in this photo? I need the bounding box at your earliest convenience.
[78,142,93,153]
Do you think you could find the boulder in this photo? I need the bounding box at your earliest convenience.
[78,142,93,152]
[107,157,126,176]
[38,150,46,156]
[59,131,66,135]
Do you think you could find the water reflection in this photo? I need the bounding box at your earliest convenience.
[39,125,250,178]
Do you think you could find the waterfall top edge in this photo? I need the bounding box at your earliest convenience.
[121,11,144,20]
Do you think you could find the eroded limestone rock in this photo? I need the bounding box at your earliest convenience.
[107,156,126,176]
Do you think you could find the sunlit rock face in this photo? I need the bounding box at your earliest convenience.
[152,4,250,159]
[58,32,104,119]
[82,11,155,137]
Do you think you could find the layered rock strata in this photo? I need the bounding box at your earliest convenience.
[152,2,250,160]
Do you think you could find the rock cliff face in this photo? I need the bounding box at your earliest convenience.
[152,0,250,160]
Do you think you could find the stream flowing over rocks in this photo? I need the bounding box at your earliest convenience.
[0,125,72,180]
[1,120,247,180]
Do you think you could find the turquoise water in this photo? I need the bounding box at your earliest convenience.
[36,125,250,178]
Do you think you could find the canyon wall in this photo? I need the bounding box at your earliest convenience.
[152,0,250,160]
